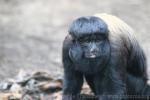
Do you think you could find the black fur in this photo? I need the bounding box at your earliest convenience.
[62,15,148,100]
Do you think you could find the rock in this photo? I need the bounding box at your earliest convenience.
[0,82,12,91]
[38,80,62,93]
[0,93,22,100]
[10,83,22,93]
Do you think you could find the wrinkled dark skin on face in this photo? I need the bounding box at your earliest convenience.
[62,15,148,100]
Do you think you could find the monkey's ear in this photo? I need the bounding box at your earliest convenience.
[69,44,83,62]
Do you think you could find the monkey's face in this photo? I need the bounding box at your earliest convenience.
[69,35,110,73]
[69,34,110,61]
[77,34,106,59]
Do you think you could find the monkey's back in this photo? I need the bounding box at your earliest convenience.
[95,13,147,79]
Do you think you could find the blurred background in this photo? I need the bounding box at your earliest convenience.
[0,0,149,80]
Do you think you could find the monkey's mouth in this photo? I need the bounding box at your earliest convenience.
[85,54,99,58]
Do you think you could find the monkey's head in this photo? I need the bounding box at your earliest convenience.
[68,16,110,70]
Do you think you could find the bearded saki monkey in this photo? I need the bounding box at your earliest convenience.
[62,13,148,100]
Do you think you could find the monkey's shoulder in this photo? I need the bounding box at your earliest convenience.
[63,35,73,51]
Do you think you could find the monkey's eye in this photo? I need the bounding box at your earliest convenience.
[78,37,89,43]
[94,40,100,42]
[72,39,76,43]
[95,35,106,42]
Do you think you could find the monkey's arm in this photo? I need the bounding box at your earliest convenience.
[127,42,147,79]
[62,55,83,100]
[94,55,127,100]
[62,36,83,100]
[107,67,127,100]
[63,67,83,100]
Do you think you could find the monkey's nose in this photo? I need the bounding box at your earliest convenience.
[90,49,97,54]
[90,47,99,55]
[89,43,99,52]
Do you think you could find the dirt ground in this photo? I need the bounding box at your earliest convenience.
[0,0,150,80]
